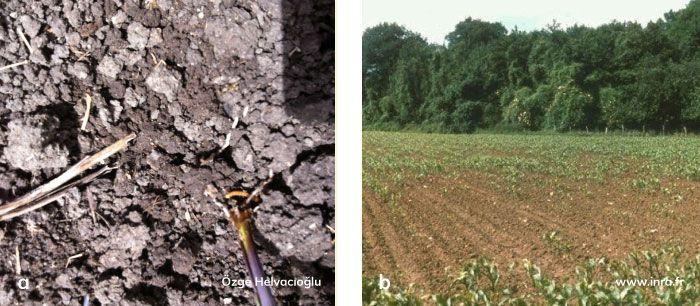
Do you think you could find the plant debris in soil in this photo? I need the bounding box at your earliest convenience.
[0,0,334,305]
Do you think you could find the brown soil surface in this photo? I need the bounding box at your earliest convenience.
[363,171,700,293]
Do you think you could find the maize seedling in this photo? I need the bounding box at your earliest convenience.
[220,173,277,306]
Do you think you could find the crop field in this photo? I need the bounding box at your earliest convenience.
[362,131,700,303]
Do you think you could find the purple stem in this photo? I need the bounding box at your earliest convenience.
[233,210,276,306]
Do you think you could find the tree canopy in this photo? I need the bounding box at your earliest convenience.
[362,1,700,133]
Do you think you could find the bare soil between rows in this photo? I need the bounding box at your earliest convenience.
[363,171,700,293]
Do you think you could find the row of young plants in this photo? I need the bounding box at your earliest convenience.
[364,132,700,188]
[363,246,700,305]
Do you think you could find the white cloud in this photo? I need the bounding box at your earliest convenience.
[363,0,691,44]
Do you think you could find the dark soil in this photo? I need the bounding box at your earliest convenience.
[0,0,334,305]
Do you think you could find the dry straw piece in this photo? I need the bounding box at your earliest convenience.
[16,26,33,55]
[81,94,93,131]
[15,246,21,275]
[0,133,136,221]
[0,60,29,72]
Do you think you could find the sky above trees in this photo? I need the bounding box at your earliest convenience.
[363,0,691,44]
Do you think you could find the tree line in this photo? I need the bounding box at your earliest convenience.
[362,0,700,133]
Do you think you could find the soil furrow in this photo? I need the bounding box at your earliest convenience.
[363,192,430,287]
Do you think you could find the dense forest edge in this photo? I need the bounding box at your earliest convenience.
[362,1,700,134]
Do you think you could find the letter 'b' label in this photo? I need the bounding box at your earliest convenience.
[378,274,390,290]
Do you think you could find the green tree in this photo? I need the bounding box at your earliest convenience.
[362,23,412,99]
[599,87,626,129]
[450,100,483,133]
[682,87,700,128]
[362,0,700,133]
[545,85,594,131]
